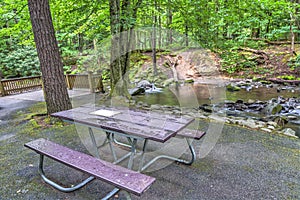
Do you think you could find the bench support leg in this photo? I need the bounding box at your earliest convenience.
[139,138,196,171]
[38,154,95,192]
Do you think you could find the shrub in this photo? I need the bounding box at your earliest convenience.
[0,46,40,78]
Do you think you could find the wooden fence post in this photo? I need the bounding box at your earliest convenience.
[0,77,5,96]
[87,71,94,93]
[96,70,104,93]
[65,72,72,90]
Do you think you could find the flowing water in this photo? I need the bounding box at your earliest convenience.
[133,84,300,106]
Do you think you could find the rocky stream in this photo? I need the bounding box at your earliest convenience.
[131,79,300,138]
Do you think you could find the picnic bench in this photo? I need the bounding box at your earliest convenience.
[25,138,155,199]
[25,105,207,198]
[51,105,206,170]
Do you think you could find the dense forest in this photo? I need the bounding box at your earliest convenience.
[1,0,300,79]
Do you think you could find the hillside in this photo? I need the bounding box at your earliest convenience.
[130,45,300,86]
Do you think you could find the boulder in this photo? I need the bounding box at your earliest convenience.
[137,80,151,88]
[262,102,283,115]
[129,87,145,96]
[226,84,241,92]
[281,128,297,138]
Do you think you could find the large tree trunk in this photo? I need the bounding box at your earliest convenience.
[28,0,72,114]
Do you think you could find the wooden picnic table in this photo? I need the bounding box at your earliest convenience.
[25,104,205,199]
[51,104,197,171]
[51,104,195,143]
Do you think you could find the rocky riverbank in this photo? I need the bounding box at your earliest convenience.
[125,79,300,139]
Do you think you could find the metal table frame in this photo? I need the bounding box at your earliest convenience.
[87,125,197,172]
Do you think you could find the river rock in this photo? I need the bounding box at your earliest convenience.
[199,104,213,113]
[129,87,145,96]
[262,102,283,115]
[267,125,275,130]
[261,128,272,133]
[226,84,241,92]
[241,118,258,129]
[137,80,152,88]
[281,128,297,138]
[248,99,256,104]
[267,121,278,127]
[150,104,161,110]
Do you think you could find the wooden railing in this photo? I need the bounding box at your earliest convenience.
[0,76,42,96]
[0,72,103,96]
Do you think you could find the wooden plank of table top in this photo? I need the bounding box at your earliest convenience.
[52,106,194,143]
[52,110,175,142]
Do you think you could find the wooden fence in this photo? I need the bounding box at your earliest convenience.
[0,76,42,96]
[0,72,103,96]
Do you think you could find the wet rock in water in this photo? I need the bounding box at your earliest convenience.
[235,103,248,111]
[129,87,145,96]
[137,80,152,88]
[235,99,243,104]
[290,109,300,115]
[226,84,241,92]
[262,102,283,115]
[247,103,265,111]
[199,104,213,113]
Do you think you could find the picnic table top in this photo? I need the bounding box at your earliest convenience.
[51,104,194,143]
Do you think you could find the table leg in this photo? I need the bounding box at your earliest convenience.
[88,127,101,159]
[127,138,137,169]
[138,139,148,172]
[106,132,118,162]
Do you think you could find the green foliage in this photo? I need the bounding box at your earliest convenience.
[288,55,300,73]
[0,46,40,78]
[277,75,297,80]
[0,0,299,78]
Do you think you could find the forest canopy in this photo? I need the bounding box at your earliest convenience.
[0,0,299,78]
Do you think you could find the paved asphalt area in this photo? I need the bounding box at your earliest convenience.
[0,89,299,200]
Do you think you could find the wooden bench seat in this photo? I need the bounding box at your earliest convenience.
[176,129,206,140]
[24,138,155,197]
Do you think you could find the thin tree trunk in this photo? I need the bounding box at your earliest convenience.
[290,13,295,53]
[185,22,189,47]
[28,0,72,114]
[109,0,142,97]
[152,0,157,75]
[167,0,173,45]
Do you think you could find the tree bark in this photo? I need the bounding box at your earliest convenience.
[152,0,157,75]
[167,0,173,45]
[290,13,296,54]
[109,0,142,97]
[28,0,72,114]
